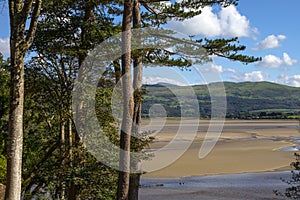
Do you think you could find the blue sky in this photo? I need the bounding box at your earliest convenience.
[144,0,300,87]
[1,1,300,87]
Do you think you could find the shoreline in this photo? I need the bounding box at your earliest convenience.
[140,170,292,186]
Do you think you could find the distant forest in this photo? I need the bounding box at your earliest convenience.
[142,81,300,119]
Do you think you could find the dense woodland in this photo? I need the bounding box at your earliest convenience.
[0,0,265,199]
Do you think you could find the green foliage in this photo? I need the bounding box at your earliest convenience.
[141,0,238,24]
[0,155,6,184]
[22,59,120,199]
[142,82,300,119]
[0,53,9,184]
[201,37,261,64]
[31,0,120,59]
[21,1,125,198]
[275,153,300,199]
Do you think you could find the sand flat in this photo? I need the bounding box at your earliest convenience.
[141,119,299,178]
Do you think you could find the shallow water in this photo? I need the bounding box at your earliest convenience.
[139,171,292,200]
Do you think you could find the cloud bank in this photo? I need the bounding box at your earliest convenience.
[168,5,254,38]
[231,71,266,82]
[143,76,188,86]
[256,53,297,68]
[201,64,266,82]
[278,75,300,87]
[253,34,286,50]
[200,64,236,73]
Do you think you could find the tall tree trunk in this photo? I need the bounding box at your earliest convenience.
[78,1,95,68]
[5,1,42,199]
[67,108,80,200]
[5,44,25,200]
[60,121,66,200]
[117,0,134,199]
[60,121,66,156]
[129,1,143,200]
[68,109,73,163]
[75,1,96,145]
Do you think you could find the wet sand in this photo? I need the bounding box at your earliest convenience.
[139,119,300,199]
[139,171,291,200]
[141,119,299,178]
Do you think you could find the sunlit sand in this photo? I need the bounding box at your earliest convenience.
[140,119,299,178]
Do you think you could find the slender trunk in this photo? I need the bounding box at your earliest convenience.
[68,112,73,163]
[60,121,66,156]
[60,121,66,200]
[74,66,87,145]
[75,2,95,145]
[129,1,143,200]
[129,168,141,200]
[67,108,80,200]
[5,47,25,200]
[117,0,134,199]
[6,0,42,198]
[78,1,95,68]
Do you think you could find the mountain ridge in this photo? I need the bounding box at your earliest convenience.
[142,81,300,119]
[146,81,299,89]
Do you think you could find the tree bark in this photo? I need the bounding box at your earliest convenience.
[117,0,134,199]
[5,44,25,200]
[129,1,143,199]
[5,1,42,199]
[68,109,73,163]
[75,1,96,145]
[60,121,66,200]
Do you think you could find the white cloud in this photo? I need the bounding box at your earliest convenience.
[283,52,297,66]
[256,54,283,68]
[168,5,253,38]
[253,34,286,50]
[211,64,224,73]
[278,74,300,87]
[0,38,10,55]
[168,7,221,37]
[200,64,236,73]
[256,53,297,68]
[143,76,188,86]
[219,5,251,37]
[277,35,286,40]
[231,71,266,82]
[225,68,237,73]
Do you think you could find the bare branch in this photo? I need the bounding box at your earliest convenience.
[25,0,42,48]
[141,3,158,15]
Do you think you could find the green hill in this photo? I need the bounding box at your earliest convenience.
[142,81,300,119]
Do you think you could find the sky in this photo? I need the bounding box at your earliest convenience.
[1,1,300,87]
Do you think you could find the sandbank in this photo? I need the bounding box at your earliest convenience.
[140,119,299,178]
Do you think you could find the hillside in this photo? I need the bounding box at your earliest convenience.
[142,81,300,119]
